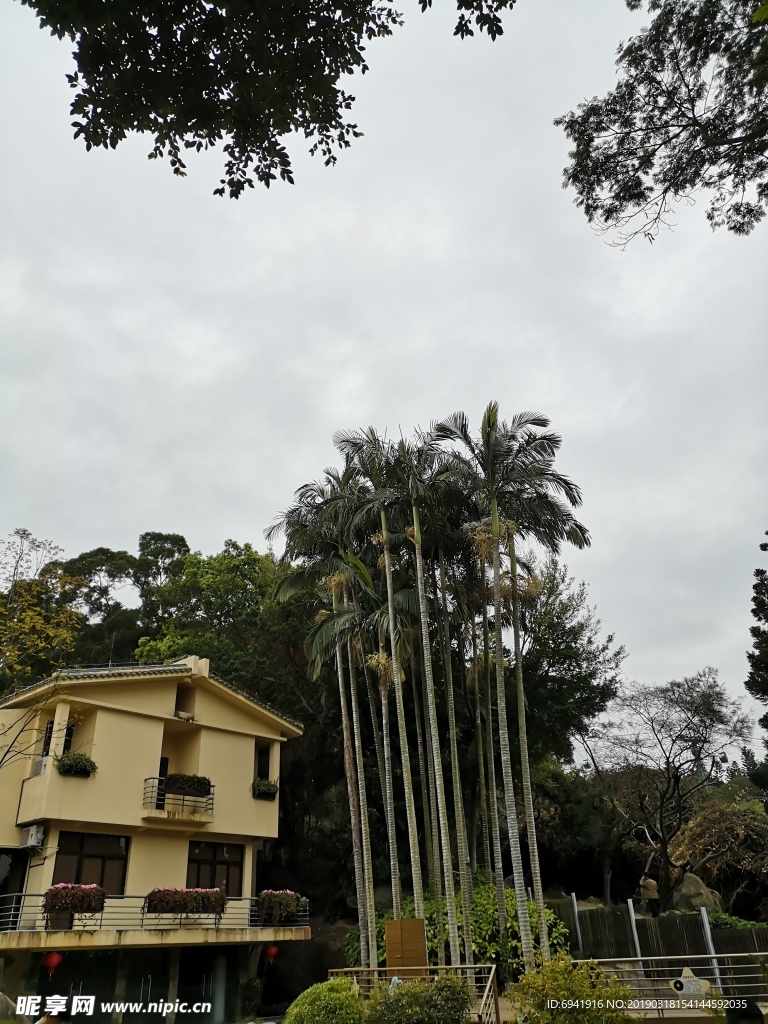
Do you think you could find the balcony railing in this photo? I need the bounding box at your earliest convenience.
[0,894,309,935]
[142,778,214,819]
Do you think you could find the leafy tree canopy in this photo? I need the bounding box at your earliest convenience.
[0,529,81,692]
[556,0,768,242]
[20,0,518,196]
[745,530,768,731]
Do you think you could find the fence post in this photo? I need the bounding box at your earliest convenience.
[627,899,642,959]
[570,893,584,958]
[700,907,724,994]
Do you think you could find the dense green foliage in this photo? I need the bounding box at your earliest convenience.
[283,978,364,1024]
[367,975,472,1024]
[745,531,768,732]
[20,0,520,196]
[556,0,768,241]
[344,883,569,981]
[510,954,632,1024]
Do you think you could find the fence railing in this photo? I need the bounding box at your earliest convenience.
[328,964,499,1022]
[0,894,309,934]
[574,952,768,1002]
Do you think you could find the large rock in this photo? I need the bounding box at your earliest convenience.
[671,873,723,915]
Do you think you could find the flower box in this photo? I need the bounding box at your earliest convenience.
[163,774,211,797]
[258,889,303,924]
[251,778,279,801]
[44,884,106,915]
[55,752,97,777]
[143,887,227,916]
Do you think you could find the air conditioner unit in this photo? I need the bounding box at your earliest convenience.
[21,825,45,849]
[175,711,194,722]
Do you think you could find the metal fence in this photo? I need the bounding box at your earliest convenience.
[329,963,499,1022]
[142,778,215,817]
[0,893,309,933]
[574,952,768,1002]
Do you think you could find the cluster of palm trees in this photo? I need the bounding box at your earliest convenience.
[268,402,589,970]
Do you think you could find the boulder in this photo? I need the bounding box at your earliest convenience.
[671,873,723,915]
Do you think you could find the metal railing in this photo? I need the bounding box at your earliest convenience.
[329,964,499,1022]
[575,952,768,1003]
[142,778,214,817]
[0,894,309,934]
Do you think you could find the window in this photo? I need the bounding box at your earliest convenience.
[41,721,73,757]
[186,842,243,896]
[255,743,270,781]
[52,832,130,895]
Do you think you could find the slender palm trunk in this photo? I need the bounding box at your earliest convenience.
[380,510,425,917]
[482,595,507,936]
[508,532,550,959]
[332,603,369,967]
[421,662,445,965]
[409,642,435,897]
[490,506,534,964]
[437,550,474,963]
[412,503,461,964]
[360,641,387,809]
[471,616,492,883]
[347,633,378,966]
[377,642,402,918]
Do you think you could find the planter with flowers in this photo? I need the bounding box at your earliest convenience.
[55,752,98,778]
[258,889,303,924]
[44,883,106,916]
[163,774,212,797]
[143,887,227,919]
[251,778,279,801]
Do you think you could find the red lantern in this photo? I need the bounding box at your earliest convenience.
[265,945,279,966]
[42,952,63,980]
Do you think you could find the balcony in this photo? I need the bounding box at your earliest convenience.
[0,893,310,951]
[142,778,214,824]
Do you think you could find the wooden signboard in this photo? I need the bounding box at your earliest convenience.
[385,918,428,970]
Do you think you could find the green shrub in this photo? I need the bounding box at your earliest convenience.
[510,953,632,1024]
[367,975,472,1024]
[163,773,211,796]
[284,979,363,1024]
[709,912,768,929]
[344,882,569,982]
[258,889,303,923]
[55,751,97,776]
[252,777,279,799]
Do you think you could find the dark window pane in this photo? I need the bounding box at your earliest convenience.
[228,866,242,898]
[83,834,127,856]
[188,842,214,862]
[102,859,126,895]
[80,858,103,886]
[57,832,82,853]
[213,865,227,891]
[198,864,212,889]
[186,863,197,888]
[256,746,270,780]
[52,854,79,884]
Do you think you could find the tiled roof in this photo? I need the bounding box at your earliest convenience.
[1,662,303,733]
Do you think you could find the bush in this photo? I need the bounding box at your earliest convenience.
[509,953,632,1024]
[344,882,569,982]
[284,979,363,1024]
[54,752,97,776]
[144,887,227,915]
[163,773,211,796]
[709,912,768,929]
[252,777,279,800]
[367,975,472,1024]
[258,889,303,923]
[43,883,106,915]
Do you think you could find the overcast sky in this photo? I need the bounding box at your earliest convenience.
[1,0,765,724]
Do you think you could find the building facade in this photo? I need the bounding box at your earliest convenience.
[0,656,307,1023]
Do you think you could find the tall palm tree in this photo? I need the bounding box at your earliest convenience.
[392,434,462,965]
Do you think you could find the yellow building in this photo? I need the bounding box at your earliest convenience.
[0,656,308,1023]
